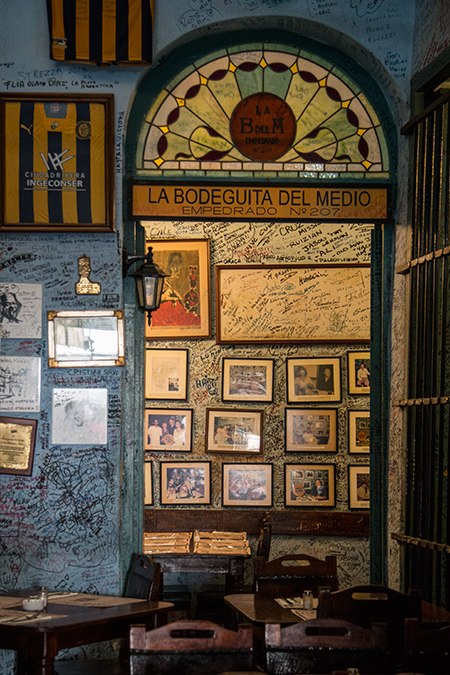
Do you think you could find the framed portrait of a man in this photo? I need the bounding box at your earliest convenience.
[144,239,211,340]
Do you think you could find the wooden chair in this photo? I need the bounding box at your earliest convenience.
[254,553,338,597]
[264,618,392,674]
[125,554,161,602]
[403,616,450,674]
[55,555,163,675]
[317,585,422,666]
[255,511,272,563]
[129,619,254,674]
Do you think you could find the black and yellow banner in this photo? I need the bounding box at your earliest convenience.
[46,0,154,65]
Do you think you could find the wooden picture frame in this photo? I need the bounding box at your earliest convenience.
[144,408,193,452]
[215,264,370,344]
[222,463,273,507]
[0,93,114,232]
[145,348,188,400]
[47,310,124,367]
[348,410,370,454]
[205,408,263,455]
[347,351,370,395]
[285,407,337,452]
[286,357,341,403]
[285,463,335,507]
[144,461,153,506]
[0,416,37,476]
[145,239,211,340]
[348,465,370,509]
[222,357,274,403]
[160,461,211,505]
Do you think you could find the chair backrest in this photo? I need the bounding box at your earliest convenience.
[129,619,254,674]
[124,553,161,601]
[318,584,422,663]
[254,553,338,597]
[264,618,391,674]
[256,511,272,561]
[317,585,422,628]
[404,616,450,674]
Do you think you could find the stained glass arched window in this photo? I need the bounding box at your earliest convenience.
[136,44,389,180]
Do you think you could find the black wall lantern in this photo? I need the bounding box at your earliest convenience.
[123,246,168,325]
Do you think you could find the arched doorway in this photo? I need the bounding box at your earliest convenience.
[122,27,397,587]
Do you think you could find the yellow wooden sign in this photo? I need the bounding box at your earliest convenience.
[132,184,389,221]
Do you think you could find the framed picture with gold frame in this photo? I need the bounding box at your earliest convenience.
[145,348,188,400]
[347,351,370,395]
[205,408,263,455]
[284,463,335,507]
[0,416,37,476]
[144,461,153,506]
[348,465,370,509]
[348,410,370,454]
[286,357,341,403]
[145,239,211,340]
[160,461,211,505]
[0,93,115,232]
[285,407,337,452]
[47,310,125,367]
[222,463,273,507]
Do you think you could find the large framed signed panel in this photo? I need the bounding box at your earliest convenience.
[216,264,370,344]
[0,93,114,232]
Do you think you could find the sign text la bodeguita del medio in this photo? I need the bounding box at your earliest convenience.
[131,184,389,221]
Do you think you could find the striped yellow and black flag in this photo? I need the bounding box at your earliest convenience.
[2,94,114,230]
[46,0,154,65]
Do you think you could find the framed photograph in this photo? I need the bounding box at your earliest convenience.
[0,416,37,476]
[145,348,188,400]
[0,356,41,413]
[286,357,341,403]
[0,93,114,232]
[48,310,125,367]
[285,463,335,507]
[348,410,370,454]
[347,351,370,395]
[160,461,211,505]
[285,408,337,452]
[205,408,263,454]
[145,239,211,340]
[144,408,193,452]
[216,264,370,344]
[0,282,42,339]
[222,463,273,507]
[348,465,370,509]
[222,358,274,403]
[51,388,108,445]
[144,461,153,506]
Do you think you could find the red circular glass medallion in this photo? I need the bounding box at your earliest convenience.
[230,93,296,161]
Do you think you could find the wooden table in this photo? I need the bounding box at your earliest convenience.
[225,593,312,626]
[154,554,248,594]
[0,592,173,675]
[225,593,450,627]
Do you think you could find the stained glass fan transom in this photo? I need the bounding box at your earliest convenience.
[137,45,389,179]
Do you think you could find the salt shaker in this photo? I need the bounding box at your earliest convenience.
[39,586,48,608]
[302,589,313,610]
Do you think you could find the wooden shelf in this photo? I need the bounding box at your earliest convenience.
[144,509,369,537]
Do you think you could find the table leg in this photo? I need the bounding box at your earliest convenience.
[17,634,58,675]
